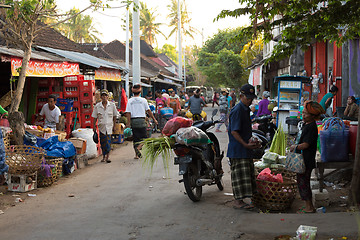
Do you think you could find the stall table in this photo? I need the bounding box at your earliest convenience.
[316,160,354,192]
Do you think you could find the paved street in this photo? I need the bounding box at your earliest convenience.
[0,107,358,239]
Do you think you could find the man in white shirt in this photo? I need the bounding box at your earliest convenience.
[36,94,61,130]
[92,89,119,163]
[125,84,157,159]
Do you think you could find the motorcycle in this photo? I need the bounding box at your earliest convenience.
[252,115,277,159]
[173,109,224,202]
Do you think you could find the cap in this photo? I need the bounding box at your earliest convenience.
[162,89,166,93]
[100,89,109,96]
[240,84,257,99]
[168,88,174,92]
[132,84,142,93]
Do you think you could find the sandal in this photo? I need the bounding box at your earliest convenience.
[233,203,255,210]
[101,159,105,162]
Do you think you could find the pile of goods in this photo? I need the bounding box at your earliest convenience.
[141,117,210,174]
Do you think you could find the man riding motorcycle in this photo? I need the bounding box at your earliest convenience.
[186,88,207,121]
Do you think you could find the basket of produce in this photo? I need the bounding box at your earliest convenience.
[252,176,297,212]
[254,164,297,182]
[5,145,46,175]
[37,158,63,187]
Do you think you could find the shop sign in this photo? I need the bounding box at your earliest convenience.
[11,57,79,77]
[279,80,301,89]
[95,68,121,81]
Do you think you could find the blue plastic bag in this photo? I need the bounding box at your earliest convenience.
[39,136,76,158]
[0,130,9,175]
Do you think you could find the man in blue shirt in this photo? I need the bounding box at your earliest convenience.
[227,84,261,210]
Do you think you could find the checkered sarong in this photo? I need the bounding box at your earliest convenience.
[230,158,257,200]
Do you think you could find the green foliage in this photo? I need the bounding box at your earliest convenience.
[196,28,250,88]
[217,0,360,61]
[154,44,177,64]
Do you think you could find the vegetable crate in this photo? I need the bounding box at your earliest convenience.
[7,172,37,192]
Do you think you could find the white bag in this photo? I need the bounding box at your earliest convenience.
[72,128,97,159]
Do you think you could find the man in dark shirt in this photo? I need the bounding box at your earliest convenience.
[186,88,207,120]
[227,84,260,209]
[230,89,237,108]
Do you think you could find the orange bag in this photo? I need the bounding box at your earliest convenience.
[162,117,193,136]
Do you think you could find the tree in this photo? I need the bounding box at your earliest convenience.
[240,37,263,68]
[58,8,101,43]
[184,45,206,86]
[217,0,360,61]
[154,44,177,64]
[196,28,250,88]
[0,0,106,143]
[121,1,165,46]
[167,0,198,45]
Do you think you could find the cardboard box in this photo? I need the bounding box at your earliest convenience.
[69,137,87,154]
[113,123,125,135]
[26,129,43,137]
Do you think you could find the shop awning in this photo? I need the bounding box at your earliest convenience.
[153,78,182,87]
[38,46,129,74]
[160,74,183,82]
[140,82,152,88]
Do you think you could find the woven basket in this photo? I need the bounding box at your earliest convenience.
[252,177,297,212]
[5,145,46,174]
[37,158,63,187]
[3,132,10,149]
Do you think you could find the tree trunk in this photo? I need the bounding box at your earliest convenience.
[8,111,25,145]
[9,46,32,113]
[350,111,360,206]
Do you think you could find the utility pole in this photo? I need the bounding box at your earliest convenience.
[125,6,130,97]
[183,53,186,89]
[177,0,182,85]
[132,0,141,85]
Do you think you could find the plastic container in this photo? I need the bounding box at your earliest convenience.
[320,129,349,162]
[111,134,124,144]
[56,98,74,112]
[349,124,358,156]
[160,107,173,117]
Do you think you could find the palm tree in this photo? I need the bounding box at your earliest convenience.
[59,8,102,43]
[167,0,198,45]
[121,2,166,46]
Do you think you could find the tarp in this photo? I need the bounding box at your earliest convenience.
[39,136,76,158]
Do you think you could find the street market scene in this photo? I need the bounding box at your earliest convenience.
[0,0,359,239]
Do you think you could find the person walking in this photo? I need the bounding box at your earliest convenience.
[290,100,325,213]
[230,89,237,108]
[227,84,261,210]
[257,91,271,116]
[92,89,119,163]
[167,89,181,115]
[216,89,229,132]
[125,84,158,159]
[212,92,219,107]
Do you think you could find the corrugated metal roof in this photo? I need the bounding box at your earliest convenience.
[153,78,181,87]
[0,46,71,62]
[38,46,129,73]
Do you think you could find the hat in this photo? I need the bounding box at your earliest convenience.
[240,84,257,99]
[168,88,174,92]
[221,88,228,93]
[100,89,109,96]
[132,84,142,93]
[162,89,166,93]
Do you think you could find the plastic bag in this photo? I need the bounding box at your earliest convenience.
[39,136,77,158]
[262,151,279,164]
[175,126,210,146]
[296,225,317,240]
[257,168,283,183]
[162,117,193,136]
[72,128,97,159]
[24,131,38,146]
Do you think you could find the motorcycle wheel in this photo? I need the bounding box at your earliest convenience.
[183,162,202,202]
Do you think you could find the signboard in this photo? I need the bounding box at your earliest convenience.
[279,80,301,89]
[95,68,121,81]
[11,57,79,77]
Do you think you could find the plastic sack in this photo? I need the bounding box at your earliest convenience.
[160,107,174,117]
[24,131,38,146]
[254,160,270,169]
[162,117,193,136]
[175,126,210,146]
[39,136,77,158]
[257,168,283,183]
[262,151,279,164]
[296,225,317,240]
[72,128,97,159]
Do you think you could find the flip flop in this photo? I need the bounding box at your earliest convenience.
[233,203,254,210]
[101,159,106,162]
[297,209,316,214]
[106,159,111,163]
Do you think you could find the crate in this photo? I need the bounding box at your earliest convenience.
[63,87,79,98]
[37,86,50,97]
[56,98,74,112]
[79,91,95,102]
[51,92,63,99]
[80,113,93,126]
[80,102,94,114]
[111,134,124,144]
[79,80,95,93]
[63,75,80,87]
[7,172,37,192]
[38,78,54,87]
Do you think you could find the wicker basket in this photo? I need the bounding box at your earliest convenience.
[3,132,10,149]
[252,177,297,212]
[37,158,63,187]
[5,145,46,175]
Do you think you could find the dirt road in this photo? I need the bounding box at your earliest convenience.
[0,107,358,239]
